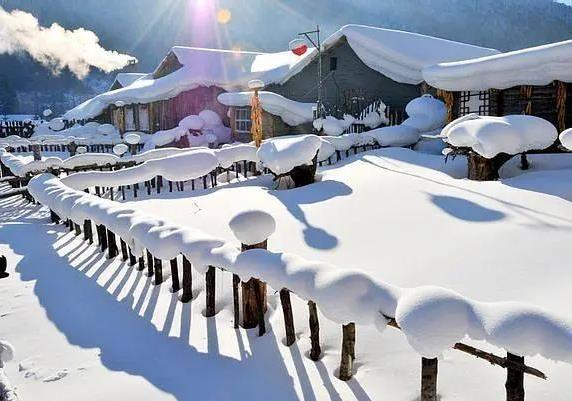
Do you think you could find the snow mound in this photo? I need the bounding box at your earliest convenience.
[402,95,447,132]
[445,115,558,158]
[215,144,259,169]
[0,341,15,364]
[321,134,357,151]
[318,115,355,136]
[229,210,276,245]
[258,135,321,175]
[62,153,120,169]
[396,286,572,361]
[150,127,188,147]
[218,91,314,126]
[62,149,218,190]
[365,125,420,147]
[559,128,572,151]
[199,110,222,127]
[179,115,205,131]
[97,124,116,136]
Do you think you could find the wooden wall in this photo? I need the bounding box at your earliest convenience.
[265,37,421,117]
[491,85,558,125]
[150,86,229,133]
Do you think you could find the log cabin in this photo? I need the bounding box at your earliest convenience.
[423,39,572,132]
[220,25,499,141]
[63,47,314,140]
[64,25,500,145]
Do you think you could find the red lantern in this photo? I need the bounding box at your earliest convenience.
[289,39,308,56]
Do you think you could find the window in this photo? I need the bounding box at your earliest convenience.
[460,91,490,116]
[138,104,150,131]
[235,107,251,134]
[124,106,136,131]
[329,57,338,71]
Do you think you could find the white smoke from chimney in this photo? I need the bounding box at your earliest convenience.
[0,6,137,79]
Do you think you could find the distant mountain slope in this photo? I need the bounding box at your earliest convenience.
[1,0,571,114]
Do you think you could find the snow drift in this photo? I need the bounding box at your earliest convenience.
[27,173,572,364]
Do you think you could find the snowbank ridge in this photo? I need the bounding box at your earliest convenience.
[27,173,572,363]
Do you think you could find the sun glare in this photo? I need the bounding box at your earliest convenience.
[216,8,232,24]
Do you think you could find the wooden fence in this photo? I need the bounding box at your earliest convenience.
[0,121,35,139]
[1,148,552,401]
[344,100,405,135]
[45,200,545,401]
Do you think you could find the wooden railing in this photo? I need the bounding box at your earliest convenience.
[0,121,35,139]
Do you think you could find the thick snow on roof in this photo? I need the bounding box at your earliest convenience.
[321,25,499,85]
[218,91,314,126]
[112,73,147,88]
[64,47,315,121]
[423,39,572,91]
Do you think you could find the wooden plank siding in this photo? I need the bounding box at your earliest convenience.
[266,37,422,118]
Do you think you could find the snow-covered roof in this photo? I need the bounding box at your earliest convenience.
[217,91,314,126]
[319,25,500,85]
[111,73,148,89]
[423,39,572,91]
[64,46,315,121]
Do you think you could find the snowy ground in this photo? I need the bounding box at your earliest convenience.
[2,148,572,400]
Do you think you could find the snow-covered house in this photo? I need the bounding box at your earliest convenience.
[423,39,572,132]
[108,73,148,91]
[63,47,314,143]
[264,25,500,120]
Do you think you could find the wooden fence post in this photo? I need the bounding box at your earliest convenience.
[280,289,296,346]
[128,247,137,267]
[339,322,355,381]
[50,210,60,224]
[83,220,93,243]
[107,229,118,258]
[308,300,321,361]
[181,256,193,303]
[205,266,216,317]
[421,358,438,401]
[506,353,525,401]
[154,257,162,285]
[240,240,268,330]
[146,250,154,277]
[233,274,240,329]
[170,258,180,292]
[98,225,108,252]
[120,239,128,261]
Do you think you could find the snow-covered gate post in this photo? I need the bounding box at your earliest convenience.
[229,211,276,334]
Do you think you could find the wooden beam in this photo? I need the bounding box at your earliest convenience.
[385,317,546,380]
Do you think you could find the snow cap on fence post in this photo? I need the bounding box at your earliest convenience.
[0,340,15,369]
[229,210,276,246]
[229,210,275,334]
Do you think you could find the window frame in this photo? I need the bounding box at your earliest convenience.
[235,107,252,135]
